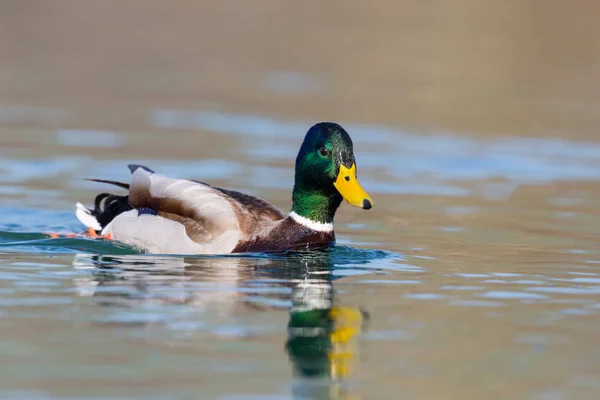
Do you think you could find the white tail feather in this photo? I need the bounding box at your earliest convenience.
[75,202,102,231]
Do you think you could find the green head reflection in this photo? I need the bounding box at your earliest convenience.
[283,253,369,382]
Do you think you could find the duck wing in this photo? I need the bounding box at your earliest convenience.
[76,164,283,254]
[108,165,251,252]
[82,176,285,226]
[199,184,285,222]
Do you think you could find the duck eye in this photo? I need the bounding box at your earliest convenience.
[319,147,331,157]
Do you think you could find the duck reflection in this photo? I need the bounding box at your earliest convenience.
[286,263,368,400]
[72,250,370,399]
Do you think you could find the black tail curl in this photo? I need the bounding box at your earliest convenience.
[85,179,133,230]
[82,164,156,230]
[91,193,133,229]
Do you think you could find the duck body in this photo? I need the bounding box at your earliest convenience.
[76,123,372,255]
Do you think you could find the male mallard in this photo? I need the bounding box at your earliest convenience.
[75,122,373,254]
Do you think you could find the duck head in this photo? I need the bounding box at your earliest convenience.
[291,122,373,224]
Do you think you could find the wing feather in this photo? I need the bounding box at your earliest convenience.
[190,179,285,221]
[129,168,245,234]
[80,165,283,253]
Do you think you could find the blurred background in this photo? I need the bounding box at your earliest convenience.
[1,1,600,399]
[3,0,600,138]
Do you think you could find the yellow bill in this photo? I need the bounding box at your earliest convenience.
[328,306,364,380]
[333,164,373,209]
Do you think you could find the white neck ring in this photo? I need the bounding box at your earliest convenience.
[289,211,334,232]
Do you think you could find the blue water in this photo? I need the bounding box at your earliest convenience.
[2,110,600,398]
[0,206,403,398]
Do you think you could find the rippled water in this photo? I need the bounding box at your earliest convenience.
[2,117,600,399]
[3,2,600,399]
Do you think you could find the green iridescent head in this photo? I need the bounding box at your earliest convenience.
[291,122,373,223]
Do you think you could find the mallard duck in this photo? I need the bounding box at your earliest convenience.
[75,122,373,254]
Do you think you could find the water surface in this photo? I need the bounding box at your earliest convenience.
[2,119,600,399]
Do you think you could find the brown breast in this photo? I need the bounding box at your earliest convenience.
[231,217,335,253]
